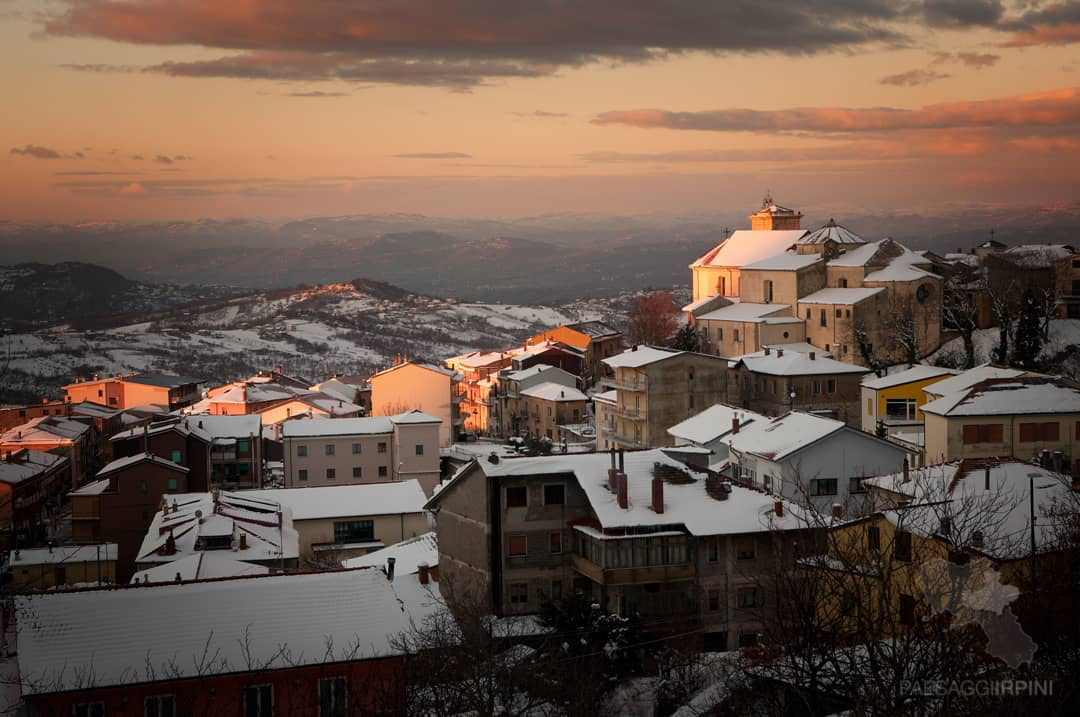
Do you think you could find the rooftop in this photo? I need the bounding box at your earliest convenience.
[798,287,883,305]
[0,450,66,486]
[691,229,809,269]
[342,531,438,574]
[111,414,262,443]
[726,411,848,462]
[281,416,394,438]
[922,364,1029,398]
[697,303,791,323]
[0,416,89,445]
[15,567,442,694]
[68,401,122,419]
[667,404,766,446]
[741,252,823,272]
[389,409,442,425]
[96,453,189,478]
[519,382,589,402]
[603,345,684,369]
[9,543,117,566]
[731,349,869,376]
[800,219,867,245]
[131,552,269,584]
[861,364,959,390]
[921,377,1080,417]
[255,480,427,521]
[566,320,621,340]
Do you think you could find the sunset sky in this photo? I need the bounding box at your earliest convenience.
[3,0,1079,222]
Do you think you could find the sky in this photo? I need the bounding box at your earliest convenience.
[2,0,1079,222]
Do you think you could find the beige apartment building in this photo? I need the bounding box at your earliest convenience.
[63,373,201,411]
[491,364,579,438]
[798,287,886,362]
[281,412,441,495]
[921,376,1080,468]
[518,382,589,441]
[370,360,462,446]
[601,346,728,450]
[694,303,806,357]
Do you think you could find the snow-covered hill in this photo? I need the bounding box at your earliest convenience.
[0,282,629,403]
[929,319,1080,368]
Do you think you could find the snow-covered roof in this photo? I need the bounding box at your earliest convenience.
[210,382,309,405]
[731,349,869,376]
[69,478,111,496]
[691,230,809,269]
[131,553,269,584]
[1002,244,1074,267]
[15,567,442,694]
[0,416,89,445]
[593,389,618,405]
[504,364,567,382]
[667,404,766,445]
[111,415,262,443]
[741,252,823,271]
[96,453,189,478]
[861,364,959,390]
[308,377,360,403]
[390,409,441,425]
[798,287,883,305]
[255,480,427,521]
[727,411,847,462]
[944,252,980,267]
[342,531,438,574]
[281,416,394,438]
[864,460,1073,560]
[465,449,806,535]
[800,219,866,245]
[9,543,117,566]
[697,303,791,323]
[371,360,459,380]
[519,382,588,402]
[921,377,1080,417]
[68,401,122,419]
[922,364,1028,398]
[761,342,833,357]
[681,295,726,313]
[603,346,683,369]
[136,491,299,565]
[827,240,883,267]
[0,450,65,486]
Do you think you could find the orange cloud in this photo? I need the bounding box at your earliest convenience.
[1005,23,1080,46]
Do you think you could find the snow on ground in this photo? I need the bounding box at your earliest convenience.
[929,319,1080,366]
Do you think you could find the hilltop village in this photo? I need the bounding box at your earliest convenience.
[2,198,1079,714]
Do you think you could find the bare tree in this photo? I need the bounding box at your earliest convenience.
[942,273,982,370]
[627,290,679,346]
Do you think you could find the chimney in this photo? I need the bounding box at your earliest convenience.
[984,465,991,491]
[731,417,740,435]
[164,530,176,555]
[652,476,664,514]
[47,542,53,554]
[238,533,248,550]
[174,572,182,583]
[418,562,430,585]
[386,556,397,581]
[777,349,784,358]
[831,503,843,520]
[632,345,638,352]
[618,448,625,473]
[774,500,783,517]
[902,458,910,483]
[608,449,618,492]
[764,347,771,355]
[809,352,816,360]
[617,472,629,509]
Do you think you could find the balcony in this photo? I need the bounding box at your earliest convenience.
[602,376,648,392]
[609,403,645,419]
[610,433,647,449]
[572,527,694,586]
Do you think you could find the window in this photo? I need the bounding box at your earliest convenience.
[764,279,773,303]
[734,329,740,342]
[378,465,388,477]
[377,442,387,453]
[510,583,528,604]
[109,396,118,405]
[826,379,836,394]
[74,704,104,717]
[550,580,562,601]
[894,530,913,562]
[840,278,848,288]
[835,308,842,318]
[707,590,721,611]
[885,398,917,422]
[550,531,562,554]
[97,389,103,398]
[824,344,830,352]
[297,444,308,457]
[166,478,178,491]
[849,476,867,494]
[170,449,182,464]
[352,443,361,455]
[867,398,873,415]
[689,394,695,409]
[899,594,916,627]
[244,684,273,717]
[819,309,827,327]
[334,520,373,544]
[318,677,347,717]
[717,327,723,341]
[298,469,308,481]
[962,424,1004,444]
[238,440,249,453]
[805,308,811,320]
[736,538,755,560]
[736,588,757,608]
[707,540,719,562]
[325,443,335,456]
[845,309,851,318]
[810,478,838,496]
[509,534,528,557]
[415,443,424,456]
[544,483,565,505]
[145,695,175,717]
[546,406,552,417]
[868,526,880,551]
[1019,422,1060,442]
[812,379,821,395]
[326,468,336,480]
[506,486,527,507]
[352,466,362,478]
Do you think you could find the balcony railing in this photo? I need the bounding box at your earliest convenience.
[601,376,648,391]
[609,404,645,419]
[572,527,693,586]
[610,433,647,449]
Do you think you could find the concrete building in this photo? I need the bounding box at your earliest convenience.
[921,376,1080,467]
[593,389,618,451]
[0,400,70,433]
[797,287,886,363]
[0,449,69,549]
[693,302,805,358]
[427,448,814,649]
[860,364,960,439]
[281,412,441,495]
[492,364,579,438]
[369,360,462,446]
[69,453,190,581]
[667,403,767,471]
[601,346,729,450]
[7,543,117,591]
[63,372,202,411]
[527,321,624,386]
[68,400,127,464]
[724,411,913,513]
[0,415,92,489]
[518,382,589,441]
[727,347,869,425]
[257,481,429,567]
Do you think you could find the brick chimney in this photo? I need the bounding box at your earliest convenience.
[731,417,740,435]
[418,562,430,585]
[617,472,629,509]
[777,349,784,358]
[652,476,664,514]
[386,556,396,581]
[764,347,771,355]
[773,500,784,517]
[618,448,625,473]
[809,352,816,360]
[608,448,618,492]
[238,533,248,550]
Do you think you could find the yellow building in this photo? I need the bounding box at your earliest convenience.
[8,543,117,591]
[859,365,959,461]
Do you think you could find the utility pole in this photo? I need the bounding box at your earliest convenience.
[1029,472,1037,590]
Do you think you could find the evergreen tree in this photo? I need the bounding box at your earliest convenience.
[1012,289,1043,370]
[669,323,701,352]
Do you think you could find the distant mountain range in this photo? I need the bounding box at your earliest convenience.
[2,204,1077,303]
